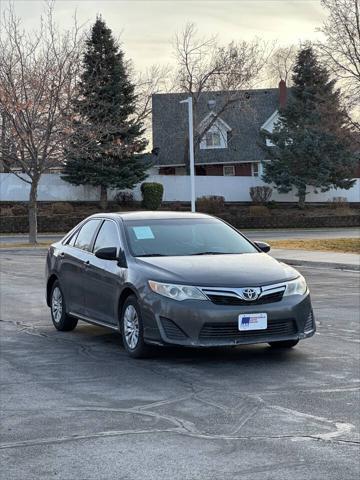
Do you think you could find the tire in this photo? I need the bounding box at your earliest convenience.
[121,295,150,358]
[269,339,299,348]
[50,280,78,331]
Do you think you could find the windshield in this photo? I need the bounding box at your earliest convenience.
[124,218,258,257]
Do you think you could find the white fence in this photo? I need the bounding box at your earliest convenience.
[0,172,359,203]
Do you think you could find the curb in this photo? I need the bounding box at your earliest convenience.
[276,258,360,272]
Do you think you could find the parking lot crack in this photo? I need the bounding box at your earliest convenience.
[0,428,179,450]
[2,429,358,451]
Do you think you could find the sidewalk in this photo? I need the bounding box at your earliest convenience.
[271,248,360,271]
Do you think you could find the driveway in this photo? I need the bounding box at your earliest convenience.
[0,251,359,479]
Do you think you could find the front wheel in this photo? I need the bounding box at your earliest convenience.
[269,339,299,348]
[50,281,78,331]
[121,296,150,358]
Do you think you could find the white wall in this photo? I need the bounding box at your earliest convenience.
[156,175,360,202]
[0,172,359,203]
[0,173,101,202]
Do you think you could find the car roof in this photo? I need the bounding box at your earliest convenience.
[88,211,214,221]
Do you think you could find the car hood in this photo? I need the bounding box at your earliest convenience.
[135,252,299,287]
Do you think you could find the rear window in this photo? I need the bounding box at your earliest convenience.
[65,230,79,247]
[74,219,101,252]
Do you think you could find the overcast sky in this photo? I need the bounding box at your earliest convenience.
[6,0,326,71]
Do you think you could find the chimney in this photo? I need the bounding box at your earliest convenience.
[279,79,287,109]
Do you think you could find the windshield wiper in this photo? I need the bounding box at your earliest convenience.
[190,251,229,256]
[136,254,168,257]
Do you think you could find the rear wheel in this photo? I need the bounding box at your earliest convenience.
[121,296,150,358]
[50,281,78,331]
[269,339,299,348]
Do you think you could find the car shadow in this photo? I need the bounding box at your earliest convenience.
[73,323,306,366]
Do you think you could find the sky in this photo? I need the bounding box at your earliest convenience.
[5,0,326,72]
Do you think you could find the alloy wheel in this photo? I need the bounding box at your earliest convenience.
[123,305,140,349]
[51,286,63,323]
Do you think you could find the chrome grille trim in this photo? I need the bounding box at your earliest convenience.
[199,281,287,302]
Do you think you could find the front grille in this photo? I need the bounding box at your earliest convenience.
[199,318,297,340]
[160,317,188,340]
[207,290,284,306]
[304,311,314,332]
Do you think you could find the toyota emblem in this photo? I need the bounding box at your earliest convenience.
[241,288,259,301]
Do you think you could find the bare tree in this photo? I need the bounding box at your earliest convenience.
[134,64,173,128]
[266,45,297,86]
[173,23,272,165]
[0,2,83,243]
[317,0,360,130]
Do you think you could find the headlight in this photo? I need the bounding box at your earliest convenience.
[148,281,208,301]
[283,275,308,296]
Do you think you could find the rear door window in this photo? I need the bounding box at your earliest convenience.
[74,219,101,252]
[65,230,79,247]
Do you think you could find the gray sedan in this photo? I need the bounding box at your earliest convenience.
[45,211,315,357]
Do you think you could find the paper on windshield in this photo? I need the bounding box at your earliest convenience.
[132,226,155,240]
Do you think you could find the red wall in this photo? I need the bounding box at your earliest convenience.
[160,163,253,176]
[235,163,252,176]
[159,167,176,175]
[205,165,223,175]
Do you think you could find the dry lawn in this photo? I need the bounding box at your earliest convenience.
[268,238,360,254]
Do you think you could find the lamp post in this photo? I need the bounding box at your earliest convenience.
[180,96,195,212]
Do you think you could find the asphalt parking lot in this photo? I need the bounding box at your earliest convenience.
[0,250,359,480]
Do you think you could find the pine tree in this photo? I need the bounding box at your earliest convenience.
[262,45,357,207]
[62,17,148,208]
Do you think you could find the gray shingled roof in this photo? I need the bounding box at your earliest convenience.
[152,88,280,166]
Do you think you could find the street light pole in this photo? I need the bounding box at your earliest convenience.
[180,96,195,212]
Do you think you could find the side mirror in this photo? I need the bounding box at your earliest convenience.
[255,241,271,253]
[117,249,127,268]
[95,247,128,267]
[95,247,118,261]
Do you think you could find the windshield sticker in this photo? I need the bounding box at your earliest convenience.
[132,226,155,240]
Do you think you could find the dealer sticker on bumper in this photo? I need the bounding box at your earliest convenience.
[238,313,267,331]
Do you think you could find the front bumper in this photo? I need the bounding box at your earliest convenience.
[141,291,315,347]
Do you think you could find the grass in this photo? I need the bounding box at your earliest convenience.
[268,238,360,254]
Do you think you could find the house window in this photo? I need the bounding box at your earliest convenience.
[205,131,221,148]
[223,165,235,176]
[252,163,259,177]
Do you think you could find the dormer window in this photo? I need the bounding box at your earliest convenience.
[205,131,221,148]
[198,113,231,150]
[261,110,280,147]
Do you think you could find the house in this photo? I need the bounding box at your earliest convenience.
[151,81,287,177]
